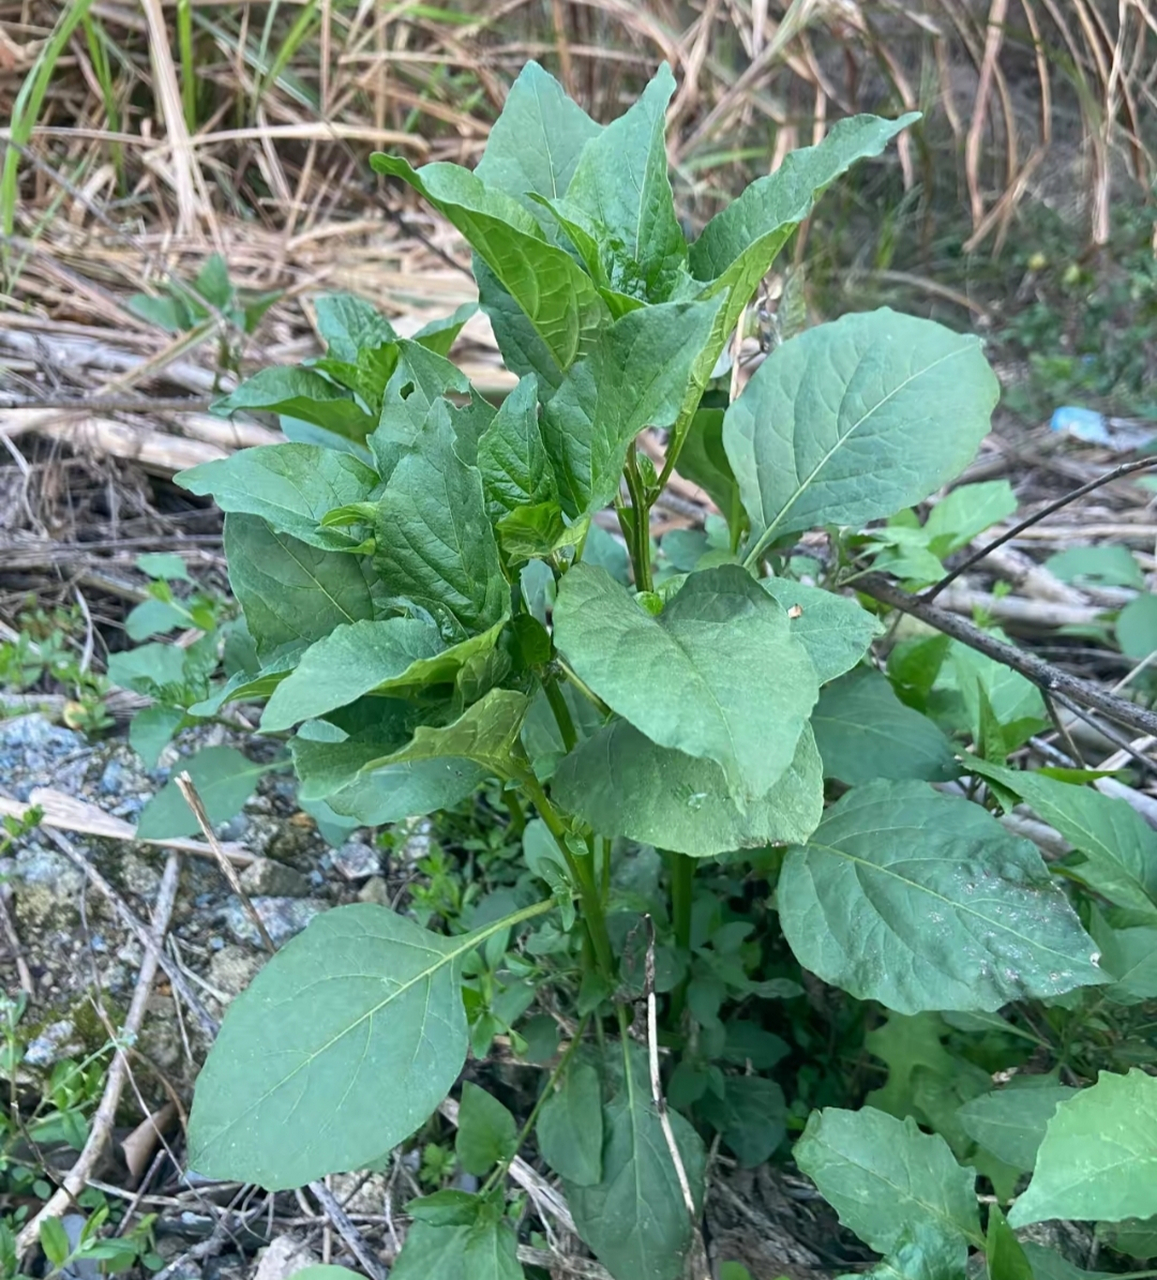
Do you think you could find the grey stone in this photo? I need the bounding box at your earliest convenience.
[207,945,265,999]
[357,876,390,907]
[330,1172,390,1217]
[223,897,325,947]
[332,840,381,881]
[252,1236,319,1280]
[12,846,84,929]
[239,858,311,898]
[24,1018,84,1068]
[0,715,87,800]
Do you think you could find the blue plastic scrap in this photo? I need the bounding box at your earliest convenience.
[1049,405,1157,452]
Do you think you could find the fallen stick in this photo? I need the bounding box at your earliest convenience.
[856,572,1157,740]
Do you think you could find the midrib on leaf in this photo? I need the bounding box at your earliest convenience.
[745,343,969,563]
[205,899,555,1144]
[806,838,1078,968]
[278,531,366,624]
[808,1131,984,1248]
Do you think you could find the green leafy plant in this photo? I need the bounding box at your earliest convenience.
[168,64,1150,1280]
[127,253,281,381]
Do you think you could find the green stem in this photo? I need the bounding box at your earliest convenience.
[521,774,616,981]
[668,851,694,953]
[504,788,526,838]
[623,443,653,592]
[544,676,577,754]
[479,1015,590,1198]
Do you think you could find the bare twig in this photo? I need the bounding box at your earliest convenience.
[16,852,181,1255]
[856,573,1157,740]
[308,1179,386,1280]
[175,772,274,953]
[925,456,1157,602]
[643,915,708,1280]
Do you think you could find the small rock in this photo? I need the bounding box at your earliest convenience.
[330,1172,390,1217]
[240,858,311,898]
[207,945,265,999]
[357,876,390,907]
[252,1235,319,1280]
[224,897,325,947]
[217,813,248,843]
[397,818,433,865]
[332,840,381,881]
[117,850,161,899]
[12,846,84,929]
[23,1018,84,1068]
[0,715,87,801]
[98,760,124,796]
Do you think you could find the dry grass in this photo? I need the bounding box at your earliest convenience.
[0,0,1153,430]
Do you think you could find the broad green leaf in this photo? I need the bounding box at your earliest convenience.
[314,292,398,359]
[136,745,270,839]
[294,1268,367,1280]
[536,1061,603,1186]
[412,301,477,357]
[476,375,556,521]
[129,705,186,768]
[293,729,488,825]
[957,1086,1077,1172]
[475,257,568,394]
[358,688,530,781]
[689,114,919,391]
[793,1106,981,1254]
[811,668,959,783]
[583,521,631,584]
[391,1198,523,1280]
[475,61,600,213]
[39,1217,70,1269]
[1008,1070,1157,1227]
[213,367,376,441]
[188,644,305,716]
[673,407,743,531]
[137,551,191,581]
[548,64,685,302]
[923,480,1017,557]
[124,596,190,641]
[187,903,482,1189]
[262,618,508,731]
[966,760,1157,917]
[372,402,507,640]
[1097,1218,1157,1261]
[554,564,818,802]
[778,780,1105,1014]
[497,502,583,564]
[177,445,379,550]
[1021,1245,1113,1280]
[539,298,722,516]
[371,154,608,372]
[760,579,882,684]
[107,641,189,695]
[1090,911,1157,1003]
[456,1082,518,1176]
[936,643,1047,752]
[837,1225,969,1280]
[691,114,919,283]
[725,309,998,555]
[1046,544,1144,590]
[1117,593,1157,659]
[224,514,378,660]
[986,1206,1034,1280]
[697,1075,785,1167]
[566,1055,705,1280]
[553,719,823,857]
